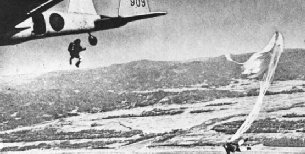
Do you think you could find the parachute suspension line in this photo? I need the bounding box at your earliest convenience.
[228,32,284,142]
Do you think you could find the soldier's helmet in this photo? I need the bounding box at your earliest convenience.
[74,39,81,44]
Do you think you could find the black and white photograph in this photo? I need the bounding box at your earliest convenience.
[1,0,305,153]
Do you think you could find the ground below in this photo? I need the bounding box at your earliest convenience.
[1,80,305,153]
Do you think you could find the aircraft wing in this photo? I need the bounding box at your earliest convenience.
[0,0,63,33]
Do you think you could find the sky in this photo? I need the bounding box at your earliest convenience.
[2,0,305,76]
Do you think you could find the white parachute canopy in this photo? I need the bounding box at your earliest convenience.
[226,32,283,79]
[227,31,284,142]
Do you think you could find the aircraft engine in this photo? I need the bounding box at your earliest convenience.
[88,34,97,46]
[49,13,65,32]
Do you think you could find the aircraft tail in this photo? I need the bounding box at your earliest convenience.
[68,0,98,15]
[119,0,166,19]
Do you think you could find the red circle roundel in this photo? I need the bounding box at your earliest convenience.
[49,13,65,31]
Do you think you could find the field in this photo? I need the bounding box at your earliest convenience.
[1,79,305,152]
[1,50,305,152]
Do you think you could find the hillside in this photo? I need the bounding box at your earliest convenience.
[0,49,305,149]
[1,49,305,129]
[1,49,305,151]
[1,48,301,93]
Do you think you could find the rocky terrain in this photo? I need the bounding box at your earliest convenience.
[1,49,305,153]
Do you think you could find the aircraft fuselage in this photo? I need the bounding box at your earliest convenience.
[0,11,127,46]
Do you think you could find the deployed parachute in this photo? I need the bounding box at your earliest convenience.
[226,31,284,142]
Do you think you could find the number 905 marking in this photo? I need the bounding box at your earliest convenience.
[131,0,146,7]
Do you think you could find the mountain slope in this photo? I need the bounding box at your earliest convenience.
[12,48,305,92]
[1,48,305,131]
